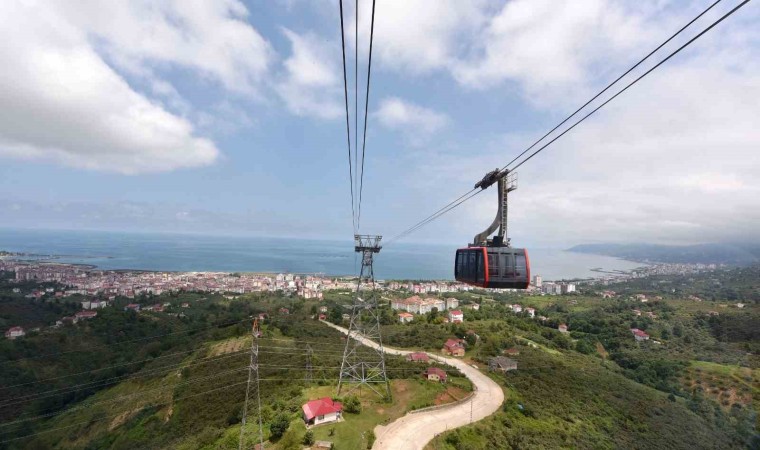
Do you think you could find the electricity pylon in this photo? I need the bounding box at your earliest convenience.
[337,235,390,398]
[239,319,264,450]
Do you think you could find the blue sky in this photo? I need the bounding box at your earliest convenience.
[0,0,758,247]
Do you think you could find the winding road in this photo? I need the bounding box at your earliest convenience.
[321,321,504,450]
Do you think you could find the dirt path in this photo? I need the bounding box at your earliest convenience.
[321,321,504,450]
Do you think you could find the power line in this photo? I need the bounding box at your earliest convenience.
[508,0,749,172]
[1,341,243,391]
[357,0,377,230]
[0,366,249,429]
[0,318,248,366]
[384,0,747,243]
[498,0,725,172]
[386,189,482,245]
[0,379,250,445]
[338,0,357,233]
[0,350,250,408]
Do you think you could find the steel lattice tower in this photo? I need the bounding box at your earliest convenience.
[337,235,390,398]
[239,319,264,450]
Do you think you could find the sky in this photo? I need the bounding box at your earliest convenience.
[0,0,758,248]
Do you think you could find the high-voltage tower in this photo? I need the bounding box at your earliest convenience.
[239,318,264,450]
[337,235,390,398]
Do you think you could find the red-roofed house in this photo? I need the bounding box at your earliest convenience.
[448,310,463,323]
[558,324,568,333]
[406,352,429,363]
[302,397,343,426]
[630,328,650,342]
[398,312,414,323]
[75,310,98,320]
[442,338,465,357]
[5,326,25,340]
[424,367,447,382]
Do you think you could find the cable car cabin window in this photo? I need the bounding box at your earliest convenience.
[502,252,515,278]
[455,252,464,279]
[476,250,485,283]
[515,253,527,277]
[488,252,499,278]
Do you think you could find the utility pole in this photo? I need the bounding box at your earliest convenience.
[239,319,264,450]
[337,235,390,398]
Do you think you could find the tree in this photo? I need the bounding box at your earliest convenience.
[269,413,290,439]
[343,395,361,414]
[303,430,315,446]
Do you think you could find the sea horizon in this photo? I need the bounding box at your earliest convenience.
[0,228,645,281]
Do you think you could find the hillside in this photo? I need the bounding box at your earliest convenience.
[568,243,760,265]
[1,266,758,449]
[427,348,751,449]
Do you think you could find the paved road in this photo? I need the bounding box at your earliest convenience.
[321,321,504,450]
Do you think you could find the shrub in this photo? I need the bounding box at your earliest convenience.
[303,430,315,446]
[269,413,290,440]
[343,395,361,414]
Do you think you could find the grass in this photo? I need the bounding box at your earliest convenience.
[301,378,451,449]
[682,360,759,411]
[425,348,751,450]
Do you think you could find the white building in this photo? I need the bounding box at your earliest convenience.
[398,312,414,323]
[302,397,343,426]
[448,310,464,323]
[445,297,459,310]
[533,275,542,288]
[5,326,25,340]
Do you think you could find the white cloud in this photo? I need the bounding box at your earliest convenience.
[440,58,760,246]
[275,28,343,119]
[375,97,449,139]
[452,0,658,100]
[57,0,273,95]
[0,3,219,174]
[354,0,489,74]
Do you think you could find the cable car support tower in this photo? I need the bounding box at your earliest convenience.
[337,234,390,398]
[473,169,517,247]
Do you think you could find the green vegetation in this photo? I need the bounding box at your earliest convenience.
[0,265,756,449]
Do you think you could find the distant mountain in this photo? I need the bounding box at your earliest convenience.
[567,243,760,265]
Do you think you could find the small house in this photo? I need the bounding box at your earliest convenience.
[504,347,520,357]
[75,310,98,320]
[406,352,429,363]
[489,356,518,373]
[558,323,568,333]
[448,310,464,323]
[5,326,25,340]
[124,303,141,312]
[630,328,649,342]
[302,397,343,426]
[424,367,447,382]
[442,338,465,357]
[398,312,414,324]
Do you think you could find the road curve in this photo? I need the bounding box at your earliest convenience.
[321,321,504,450]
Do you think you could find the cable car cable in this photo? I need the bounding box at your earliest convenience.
[357,0,377,230]
[507,0,749,173]
[385,0,748,243]
[338,0,357,233]
[498,0,724,173]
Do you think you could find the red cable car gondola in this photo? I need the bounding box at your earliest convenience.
[455,169,530,289]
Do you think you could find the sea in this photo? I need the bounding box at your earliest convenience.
[0,228,644,281]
